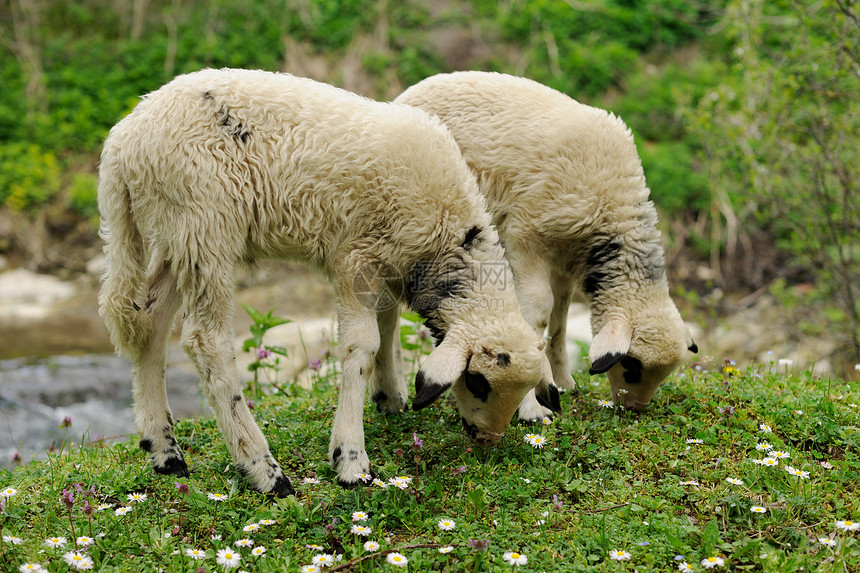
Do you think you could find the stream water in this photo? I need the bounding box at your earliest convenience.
[0,263,337,469]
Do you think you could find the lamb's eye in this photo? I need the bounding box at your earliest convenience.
[464,372,492,401]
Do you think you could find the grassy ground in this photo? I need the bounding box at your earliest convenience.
[1,341,859,572]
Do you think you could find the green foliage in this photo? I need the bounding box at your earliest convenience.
[0,143,61,212]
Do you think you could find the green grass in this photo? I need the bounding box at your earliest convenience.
[1,354,859,572]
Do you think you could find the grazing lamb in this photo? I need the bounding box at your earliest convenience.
[98,68,560,495]
[396,71,697,418]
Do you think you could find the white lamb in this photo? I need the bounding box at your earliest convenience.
[97,68,560,495]
[396,71,697,418]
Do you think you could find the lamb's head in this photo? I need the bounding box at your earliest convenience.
[589,300,697,410]
[412,319,560,446]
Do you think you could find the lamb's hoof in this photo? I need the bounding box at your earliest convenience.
[154,456,190,478]
[518,413,552,427]
[372,390,407,414]
[337,471,375,489]
[267,475,295,497]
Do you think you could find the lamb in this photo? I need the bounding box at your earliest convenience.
[97,68,560,495]
[395,71,697,419]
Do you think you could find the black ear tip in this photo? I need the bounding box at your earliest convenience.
[412,370,451,411]
[589,352,625,375]
[536,384,562,413]
[689,342,699,354]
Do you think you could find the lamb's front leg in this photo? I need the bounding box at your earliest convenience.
[329,305,380,486]
[505,246,556,423]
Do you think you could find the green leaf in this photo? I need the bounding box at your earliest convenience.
[701,519,720,556]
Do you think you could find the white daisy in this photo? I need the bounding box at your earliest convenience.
[386,552,408,567]
[701,556,725,568]
[503,551,529,565]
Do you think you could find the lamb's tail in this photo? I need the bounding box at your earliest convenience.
[97,144,152,360]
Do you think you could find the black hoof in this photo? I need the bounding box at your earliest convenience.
[269,475,295,497]
[154,457,190,478]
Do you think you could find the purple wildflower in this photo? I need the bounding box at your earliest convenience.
[175,482,190,495]
[412,433,423,450]
[256,346,272,360]
[469,539,489,552]
[308,357,323,371]
[62,489,75,510]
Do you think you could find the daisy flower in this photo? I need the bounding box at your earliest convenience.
[770,451,790,459]
[185,548,206,560]
[312,554,336,567]
[235,538,254,548]
[350,525,372,536]
[758,457,779,467]
[608,549,631,561]
[596,399,615,408]
[258,519,276,526]
[439,546,454,554]
[97,503,113,511]
[701,556,725,568]
[759,424,773,433]
[679,480,700,486]
[353,473,372,483]
[678,562,694,572]
[115,506,132,516]
[251,546,267,556]
[3,535,23,545]
[306,544,325,551]
[438,518,456,531]
[725,478,744,486]
[685,439,704,445]
[503,551,529,566]
[216,548,242,568]
[76,536,95,547]
[372,478,388,488]
[386,552,408,567]
[527,434,547,448]
[750,506,767,514]
[207,492,228,502]
[301,566,320,573]
[835,520,860,531]
[364,541,381,551]
[126,492,147,503]
[784,466,810,479]
[755,442,773,451]
[541,416,552,425]
[45,536,67,548]
[0,487,17,497]
[243,523,260,533]
[63,551,94,570]
[18,565,46,572]
[818,537,838,547]
[352,511,369,522]
[302,477,321,485]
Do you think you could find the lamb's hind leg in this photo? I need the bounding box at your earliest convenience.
[133,256,187,477]
[369,304,407,414]
[181,266,293,496]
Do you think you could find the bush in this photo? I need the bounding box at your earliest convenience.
[0,143,62,212]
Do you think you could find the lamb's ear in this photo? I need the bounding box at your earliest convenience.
[588,318,633,374]
[685,327,699,354]
[413,334,469,410]
[535,355,561,413]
